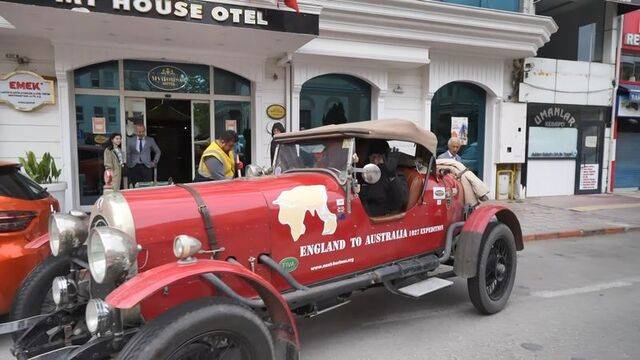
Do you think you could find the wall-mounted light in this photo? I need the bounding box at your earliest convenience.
[393,84,404,94]
[272,73,279,81]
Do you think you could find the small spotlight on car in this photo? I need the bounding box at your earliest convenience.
[49,214,88,256]
[51,276,77,306]
[85,299,114,335]
[173,235,202,260]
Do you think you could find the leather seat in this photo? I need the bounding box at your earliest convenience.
[400,167,424,210]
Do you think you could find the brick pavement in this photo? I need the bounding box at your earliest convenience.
[491,193,640,241]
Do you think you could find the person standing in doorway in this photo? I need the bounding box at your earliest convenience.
[270,122,286,163]
[437,137,462,162]
[104,133,125,191]
[126,123,161,187]
[194,130,243,182]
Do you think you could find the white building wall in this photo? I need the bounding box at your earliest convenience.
[256,58,286,166]
[385,68,424,124]
[0,37,61,166]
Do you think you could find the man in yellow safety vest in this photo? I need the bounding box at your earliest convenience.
[194,130,243,182]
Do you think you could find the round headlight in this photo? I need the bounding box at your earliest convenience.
[173,235,202,260]
[88,227,137,284]
[85,299,113,335]
[52,276,76,306]
[49,213,88,256]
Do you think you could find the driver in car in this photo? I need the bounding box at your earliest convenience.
[359,140,409,217]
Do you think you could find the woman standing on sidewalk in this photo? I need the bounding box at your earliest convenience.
[104,133,125,191]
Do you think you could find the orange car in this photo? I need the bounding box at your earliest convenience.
[0,161,59,314]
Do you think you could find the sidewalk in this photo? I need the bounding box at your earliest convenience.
[491,192,640,241]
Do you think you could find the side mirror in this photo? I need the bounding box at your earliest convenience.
[245,164,264,178]
[353,163,381,184]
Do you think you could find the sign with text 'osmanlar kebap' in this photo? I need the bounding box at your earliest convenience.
[3,0,318,35]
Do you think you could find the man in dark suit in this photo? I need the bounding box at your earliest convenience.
[126,124,161,187]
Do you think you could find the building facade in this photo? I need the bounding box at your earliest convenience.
[518,0,639,197]
[0,0,557,211]
[614,9,640,190]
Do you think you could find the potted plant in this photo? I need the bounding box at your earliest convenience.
[19,151,67,210]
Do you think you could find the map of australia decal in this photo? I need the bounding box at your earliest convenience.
[273,185,338,242]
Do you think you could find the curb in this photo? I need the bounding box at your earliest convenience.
[522,226,640,242]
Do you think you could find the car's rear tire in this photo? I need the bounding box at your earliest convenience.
[117,297,275,360]
[9,255,70,341]
[467,223,517,315]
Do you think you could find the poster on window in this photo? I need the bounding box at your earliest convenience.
[92,117,106,134]
[579,164,599,191]
[450,117,468,145]
[618,94,640,117]
[225,119,237,132]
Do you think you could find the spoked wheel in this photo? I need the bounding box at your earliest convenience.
[468,223,517,315]
[118,297,275,360]
[485,236,512,301]
[169,331,252,360]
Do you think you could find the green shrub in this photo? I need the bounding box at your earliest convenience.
[18,151,62,184]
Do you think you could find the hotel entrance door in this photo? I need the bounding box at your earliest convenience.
[125,98,212,185]
[146,99,192,183]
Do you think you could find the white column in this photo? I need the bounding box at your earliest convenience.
[291,84,301,132]
[252,80,265,166]
[422,91,434,130]
[484,96,502,199]
[372,88,386,120]
[55,69,76,212]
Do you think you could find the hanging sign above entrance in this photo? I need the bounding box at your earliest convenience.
[0,71,55,112]
[4,0,319,35]
[148,66,188,91]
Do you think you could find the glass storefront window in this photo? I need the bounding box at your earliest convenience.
[215,101,251,164]
[214,68,251,96]
[74,61,119,90]
[299,74,371,130]
[75,95,120,205]
[124,60,210,94]
[528,127,578,158]
[193,102,211,174]
[620,54,640,82]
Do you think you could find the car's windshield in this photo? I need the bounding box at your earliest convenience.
[274,138,351,176]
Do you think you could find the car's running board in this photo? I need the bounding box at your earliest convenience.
[395,277,453,299]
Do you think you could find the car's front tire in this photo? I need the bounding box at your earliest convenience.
[117,297,275,360]
[467,223,517,315]
[10,255,70,341]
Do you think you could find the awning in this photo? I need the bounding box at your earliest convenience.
[607,0,640,15]
[620,83,640,103]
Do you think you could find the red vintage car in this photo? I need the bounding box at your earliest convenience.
[3,119,522,360]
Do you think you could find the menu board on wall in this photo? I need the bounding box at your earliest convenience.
[579,164,599,191]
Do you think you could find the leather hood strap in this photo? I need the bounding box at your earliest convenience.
[175,183,219,258]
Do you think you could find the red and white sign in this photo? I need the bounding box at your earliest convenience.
[623,11,640,50]
[579,164,599,191]
[0,71,55,111]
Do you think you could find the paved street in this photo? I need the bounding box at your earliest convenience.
[1,233,639,360]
